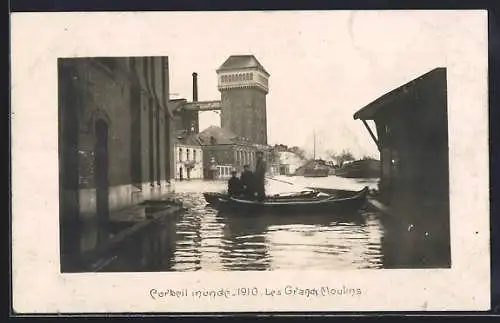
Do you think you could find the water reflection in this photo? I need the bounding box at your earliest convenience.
[169,189,384,271]
[90,177,449,272]
[219,212,271,271]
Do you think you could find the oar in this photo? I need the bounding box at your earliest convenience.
[265,176,295,186]
[265,176,317,192]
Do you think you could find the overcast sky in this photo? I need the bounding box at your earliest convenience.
[161,11,478,159]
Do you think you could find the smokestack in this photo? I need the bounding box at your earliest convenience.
[192,72,198,102]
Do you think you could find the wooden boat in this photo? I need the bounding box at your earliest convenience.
[203,186,369,214]
[303,165,330,177]
[334,159,381,179]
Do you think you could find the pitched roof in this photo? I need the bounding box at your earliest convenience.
[175,132,202,146]
[217,55,270,76]
[198,125,239,145]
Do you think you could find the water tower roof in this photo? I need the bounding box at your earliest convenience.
[217,55,269,76]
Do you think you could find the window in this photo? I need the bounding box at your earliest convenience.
[193,149,197,161]
[187,149,190,161]
[179,148,183,161]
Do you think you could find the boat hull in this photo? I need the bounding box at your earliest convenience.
[203,187,369,215]
[334,159,381,178]
[303,172,329,178]
[302,167,330,178]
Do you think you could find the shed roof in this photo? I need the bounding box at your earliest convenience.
[353,68,446,120]
[217,55,270,76]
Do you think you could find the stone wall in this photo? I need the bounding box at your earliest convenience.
[59,57,175,221]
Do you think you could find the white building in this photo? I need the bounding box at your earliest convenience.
[174,133,204,180]
[278,151,306,174]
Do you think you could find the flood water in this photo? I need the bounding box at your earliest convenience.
[168,176,385,271]
[93,175,450,272]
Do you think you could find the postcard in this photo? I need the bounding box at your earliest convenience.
[11,10,490,313]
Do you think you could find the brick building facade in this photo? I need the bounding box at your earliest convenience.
[217,55,270,145]
[198,126,272,179]
[58,56,175,258]
[171,56,276,180]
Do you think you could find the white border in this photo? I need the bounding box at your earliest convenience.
[11,10,490,313]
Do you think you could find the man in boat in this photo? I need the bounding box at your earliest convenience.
[254,151,267,201]
[227,170,243,197]
[240,164,256,200]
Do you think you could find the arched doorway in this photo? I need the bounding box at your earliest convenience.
[94,119,109,227]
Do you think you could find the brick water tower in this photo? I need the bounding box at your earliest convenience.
[217,55,270,145]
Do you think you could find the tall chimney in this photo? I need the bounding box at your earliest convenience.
[192,72,198,102]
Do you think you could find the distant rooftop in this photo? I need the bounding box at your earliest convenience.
[175,131,202,146]
[198,125,238,145]
[198,125,264,146]
[217,55,270,76]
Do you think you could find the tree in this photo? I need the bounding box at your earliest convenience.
[288,146,307,160]
[330,149,355,168]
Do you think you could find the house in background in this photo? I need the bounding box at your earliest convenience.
[174,132,204,180]
[275,150,306,175]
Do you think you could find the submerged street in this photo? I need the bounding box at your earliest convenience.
[170,177,383,271]
[92,175,449,272]
[58,56,451,274]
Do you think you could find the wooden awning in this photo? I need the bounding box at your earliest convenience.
[352,67,446,151]
[353,67,446,121]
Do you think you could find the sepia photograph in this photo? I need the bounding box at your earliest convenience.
[12,10,490,313]
[59,54,450,273]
